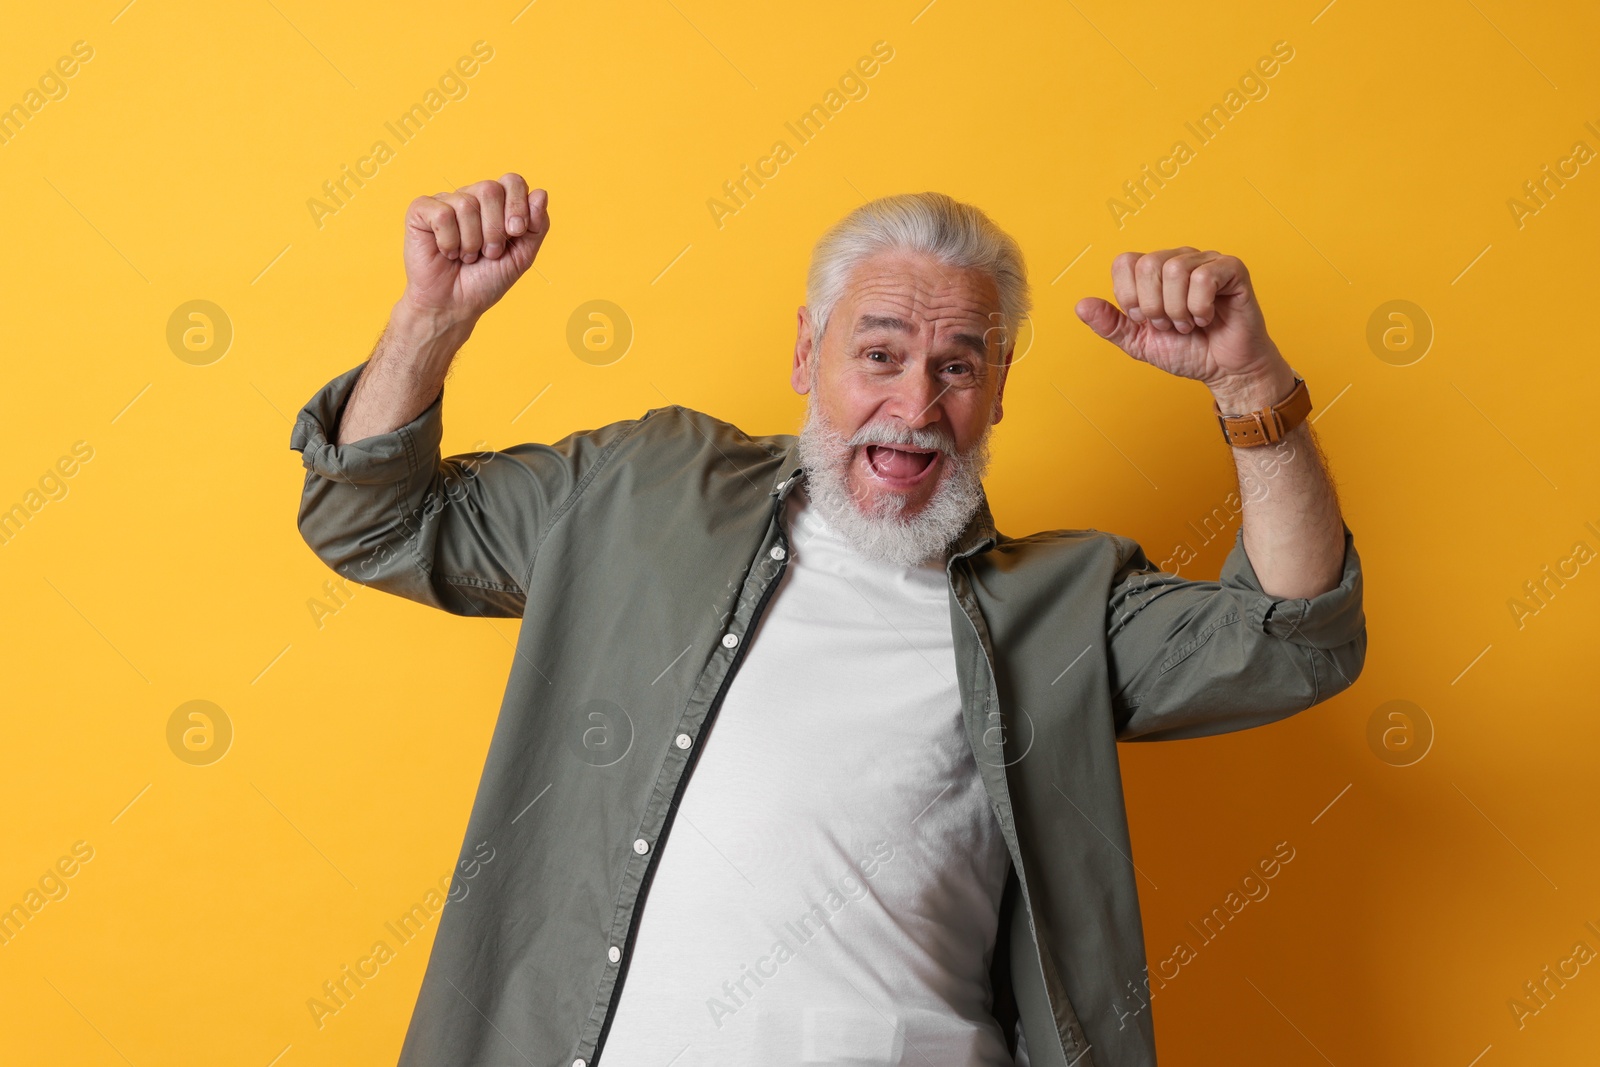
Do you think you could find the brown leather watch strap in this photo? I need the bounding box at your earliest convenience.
[1214,376,1312,447]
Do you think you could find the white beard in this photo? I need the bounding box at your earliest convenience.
[794,395,993,569]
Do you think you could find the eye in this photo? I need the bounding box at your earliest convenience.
[865,349,891,363]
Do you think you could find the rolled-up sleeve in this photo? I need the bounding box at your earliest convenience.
[289,361,644,619]
[1105,520,1367,741]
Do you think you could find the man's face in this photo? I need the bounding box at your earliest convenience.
[792,249,1012,519]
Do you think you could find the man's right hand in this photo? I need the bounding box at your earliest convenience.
[401,174,549,324]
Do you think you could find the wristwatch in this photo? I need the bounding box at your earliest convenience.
[1214,374,1312,447]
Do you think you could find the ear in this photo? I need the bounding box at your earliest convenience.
[792,306,814,395]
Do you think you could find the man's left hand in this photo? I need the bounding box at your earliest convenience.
[1074,248,1293,407]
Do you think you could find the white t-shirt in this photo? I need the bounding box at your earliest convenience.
[601,483,1016,1065]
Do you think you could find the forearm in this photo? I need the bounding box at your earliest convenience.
[337,299,478,444]
[1211,365,1346,600]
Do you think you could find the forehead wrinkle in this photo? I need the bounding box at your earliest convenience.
[844,274,999,346]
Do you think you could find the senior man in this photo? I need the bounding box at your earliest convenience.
[290,174,1365,1067]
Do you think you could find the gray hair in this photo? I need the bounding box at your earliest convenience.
[804,191,1031,356]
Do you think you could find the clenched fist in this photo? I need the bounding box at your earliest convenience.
[1073,248,1288,398]
[402,174,549,324]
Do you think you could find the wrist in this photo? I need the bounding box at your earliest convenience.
[388,297,477,368]
[1207,360,1298,416]
[393,295,478,340]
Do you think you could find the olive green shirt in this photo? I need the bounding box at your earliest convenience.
[289,361,1367,1067]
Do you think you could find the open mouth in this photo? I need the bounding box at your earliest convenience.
[863,444,940,487]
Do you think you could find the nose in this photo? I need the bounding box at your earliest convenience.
[882,366,947,433]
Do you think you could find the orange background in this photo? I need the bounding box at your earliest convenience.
[2,1,1597,1064]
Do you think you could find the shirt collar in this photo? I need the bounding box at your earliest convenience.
[768,437,999,562]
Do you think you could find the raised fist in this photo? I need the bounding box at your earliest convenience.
[1074,248,1283,389]
[401,174,548,324]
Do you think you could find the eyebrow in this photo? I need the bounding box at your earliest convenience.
[853,313,989,360]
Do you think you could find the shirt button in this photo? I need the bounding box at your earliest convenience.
[608,945,621,964]
[770,545,786,560]
[633,838,650,855]
[574,1060,586,1067]
[675,733,691,749]
[721,633,739,649]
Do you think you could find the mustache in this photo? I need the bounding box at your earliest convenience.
[845,419,956,454]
